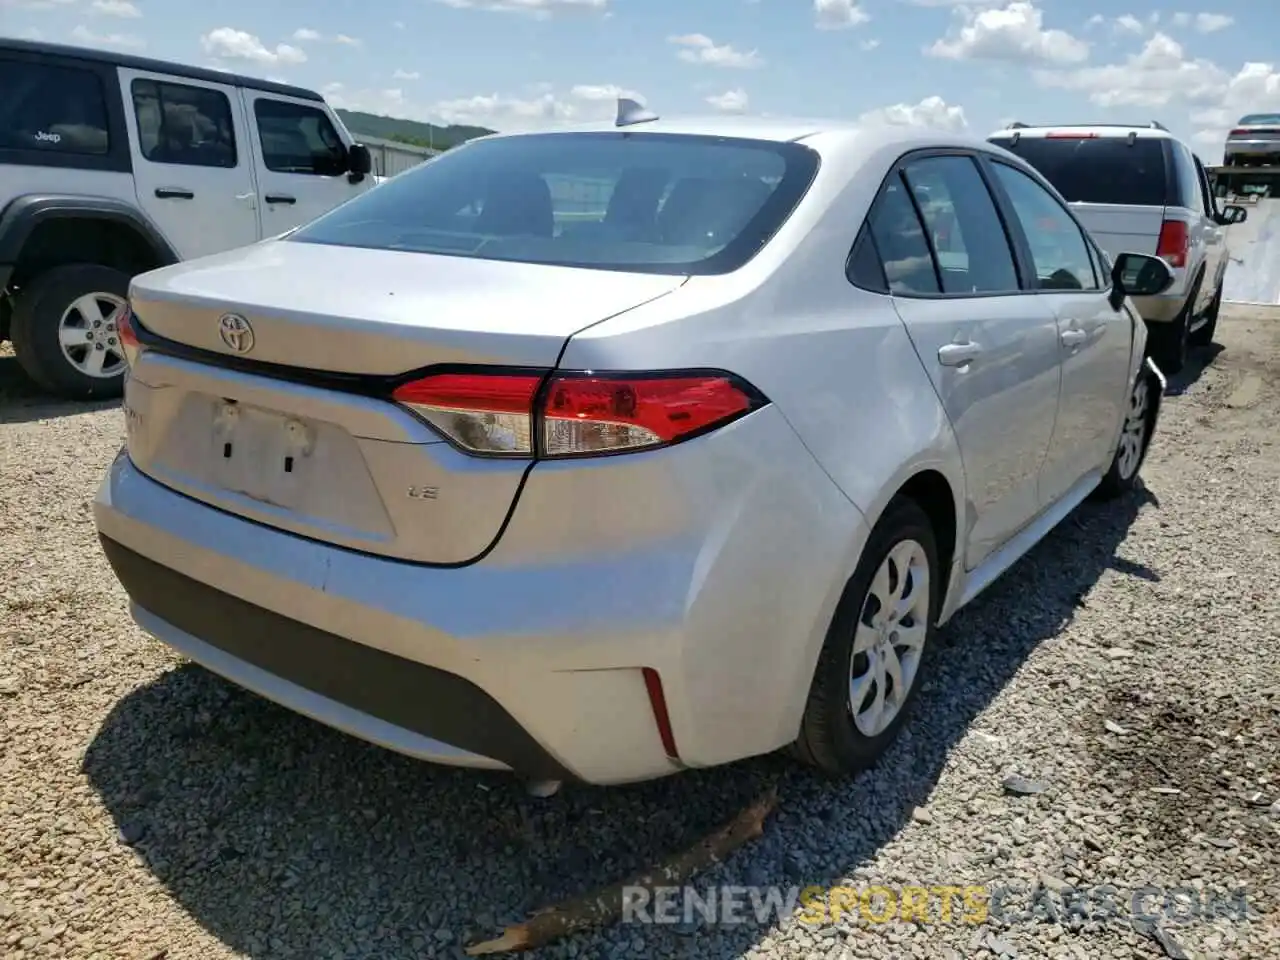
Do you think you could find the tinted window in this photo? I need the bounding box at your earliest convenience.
[131,79,237,168]
[1169,143,1203,212]
[255,99,347,176]
[846,224,888,293]
[991,162,1098,291]
[1239,114,1280,125]
[289,132,820,275]
[902,155,1020,294]
[988,135,1167,207]
[866,176,939,294]
[0,58,109,155]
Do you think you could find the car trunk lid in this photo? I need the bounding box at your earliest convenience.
[124,240,686,563]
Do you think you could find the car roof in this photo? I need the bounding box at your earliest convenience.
[987,123,1174,141]
[0,37,324,102]
[478,115,1002,155]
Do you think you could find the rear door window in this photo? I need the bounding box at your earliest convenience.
[990,161,1100,291]
[0,57,109,155]
[988,135,1167,207]
[901,155,1021,295]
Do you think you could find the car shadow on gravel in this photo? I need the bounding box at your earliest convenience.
[1164,342,1224,396]
[0,356,117,424]
[81,487,1157,960]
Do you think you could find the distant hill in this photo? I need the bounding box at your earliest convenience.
[335,109,494,151]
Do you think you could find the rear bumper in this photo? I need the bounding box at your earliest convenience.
[1130,291,1188,324]
[1225,140,1280,160]
[95,404,866,785]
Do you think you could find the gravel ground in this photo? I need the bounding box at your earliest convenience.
[1,310,1278,960]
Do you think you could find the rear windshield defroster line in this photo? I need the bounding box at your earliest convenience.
[287,131,821,276]
[989,136,1167,207]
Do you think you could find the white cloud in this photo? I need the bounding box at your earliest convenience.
[1034,33,1222,107]
[814,0,869,31]
[292,28,362,46]
[69,23,144,49]
[393,68,421,80]
[200,28,307,66]
[1114,14,1144,35]
[1193,13,1233,33]
[427,84,647,130]
[90,0,141,17]
[860,38,881,51]
[433,0,607,17]
[859,95,968,131]
[928,2,1090,65]
[668,33,763,68]
[570,83,643,102]
[707,88,750,112]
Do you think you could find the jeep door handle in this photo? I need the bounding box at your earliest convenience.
[1060,328,1088,347]
[938,341,982,366]
[265,194,297,205]
[154,188,194,200]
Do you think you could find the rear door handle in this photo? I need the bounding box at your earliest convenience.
[154,188,194,200]
[938,341,982,366]
[1060,328,1088,347]
[265,194,297,205]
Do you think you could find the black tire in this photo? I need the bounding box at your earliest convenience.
[793,496,941,777]
[1094,370,1156,500]
[1147,272,1201,376]
[1189,284,1222,347]
[10,263,131,400]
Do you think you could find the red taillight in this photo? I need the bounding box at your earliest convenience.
[114,304,142,368]
[642,667,679,760]
[1156,220,1189,268]
[1229,128,1250,137]
[391,369,762,458]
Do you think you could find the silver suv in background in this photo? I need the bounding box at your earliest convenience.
[988,122,1247,374]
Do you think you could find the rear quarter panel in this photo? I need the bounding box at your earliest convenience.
[555,132,969,716]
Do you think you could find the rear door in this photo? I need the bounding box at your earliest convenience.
[988,133,1168,261]
[984,157,1132,505]
[118,67,260,258]
[873,152,1062,570]
[241,90,363,234]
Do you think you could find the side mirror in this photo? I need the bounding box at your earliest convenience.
[346,142,373,183]
[1216,204,1248,226]
[1108,252,1175,311]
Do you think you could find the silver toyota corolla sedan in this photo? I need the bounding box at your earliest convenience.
[95,108,1173,788]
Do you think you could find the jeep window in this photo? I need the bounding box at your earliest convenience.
[988,135,1167,207]
[131,79,237,168]
[0,57,109,155]
[254,100,347,176]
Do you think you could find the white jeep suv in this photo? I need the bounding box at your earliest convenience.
[988,122,1248,374]
[0,38,378,399]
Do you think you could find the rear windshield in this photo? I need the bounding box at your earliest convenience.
[987,135,1167,206]
[288,131,820,275]
[1239,114,1280,126]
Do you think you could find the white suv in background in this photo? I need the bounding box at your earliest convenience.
[987,122,1248,374]
[0,38,378,399]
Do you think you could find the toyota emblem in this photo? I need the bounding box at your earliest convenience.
[217,313,254,354]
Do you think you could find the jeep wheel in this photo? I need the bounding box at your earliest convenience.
[10,264,131,400]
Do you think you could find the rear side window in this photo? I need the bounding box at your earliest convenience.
[289,131,820,276]
[131,79,237,168]
[901,155,1020,294]
[0,57,109,156]
[1168,142,1204,212]
[989,135,1167,207]
[866,176,940,294]
[990,162,1099,291]
[254,99,348,176]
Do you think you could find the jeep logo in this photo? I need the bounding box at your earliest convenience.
[34,131,62,144]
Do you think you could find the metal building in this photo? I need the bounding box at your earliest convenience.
[357,135,442,178]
